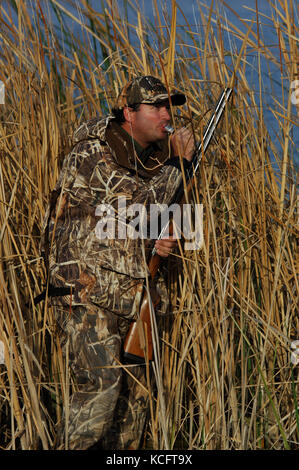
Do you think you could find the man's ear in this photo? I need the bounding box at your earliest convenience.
[123,106,134,124]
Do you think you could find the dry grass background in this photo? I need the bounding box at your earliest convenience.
[0,0,298,450]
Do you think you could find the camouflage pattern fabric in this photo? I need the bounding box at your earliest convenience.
[41,114,183,449]
[114,75,186,110]
[53,303,149,450]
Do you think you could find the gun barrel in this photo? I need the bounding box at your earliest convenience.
[192,87,232,173]
[124,88,233,362]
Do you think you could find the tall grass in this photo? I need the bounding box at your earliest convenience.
[0,0,298,450]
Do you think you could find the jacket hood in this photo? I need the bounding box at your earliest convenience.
[72,115,113,145]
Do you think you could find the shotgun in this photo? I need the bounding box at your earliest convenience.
[123,88,233,363]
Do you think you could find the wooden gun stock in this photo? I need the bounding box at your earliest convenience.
[123,254,161,363]
[123,88,233,363]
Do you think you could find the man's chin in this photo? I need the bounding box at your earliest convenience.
[157,130,168,141]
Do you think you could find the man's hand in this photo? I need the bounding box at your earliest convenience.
[154,236,178,258]
[170,126,195,162]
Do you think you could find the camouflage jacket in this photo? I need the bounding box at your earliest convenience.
[41,115,184,320]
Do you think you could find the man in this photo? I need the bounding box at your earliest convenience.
[41,75,195,449]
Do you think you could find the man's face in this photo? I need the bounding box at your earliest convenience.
[126,101,171,148]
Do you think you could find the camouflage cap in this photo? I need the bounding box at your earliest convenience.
[114,75,186,110]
